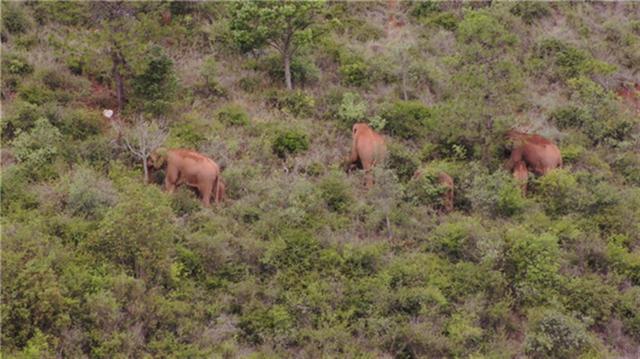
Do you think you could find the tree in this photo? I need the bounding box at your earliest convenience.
[230,1,325,90]
[114,117,168,184]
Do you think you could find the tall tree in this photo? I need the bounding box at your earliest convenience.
[230,1,325,90]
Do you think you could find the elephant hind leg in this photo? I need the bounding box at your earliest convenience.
[199,180,213,208]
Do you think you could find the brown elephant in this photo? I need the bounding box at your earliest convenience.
[505,130,562,176]
[345,123,387,188]
[512,161,529,196]
[412,170,454,213]
[148,148,223,207]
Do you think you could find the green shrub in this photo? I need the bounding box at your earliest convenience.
[11,118,63,180]
[198,56,227,97]
[337,92,367,128]
[387,143,419,183]
[505,229,560,305]
[457,12,517,59]
[65,166,119,220]
[58,108,102,140]
[167,119,209,148]
[339,59,371,87]
[18,80,55,105]
[425,12,458,31]
[266,90,315,118]
[379,100,432,139]
[563,276,616,325]
[131,46,177,115]
[536,169,579,216]
[533,39,616,81]
[613,153,640,186]
[510,2,550,24]
[216,104,250,127]
[2,3,29,34]
[272,129,309,158]
[525,309,591,358]
[319,171,353,213]
[3,53,33,76]
[469,170,526,217]
[410,1,441,18]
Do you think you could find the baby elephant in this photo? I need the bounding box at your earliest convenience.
[345,123,387,188]
[148,148,224,207]
[413,170,455,213]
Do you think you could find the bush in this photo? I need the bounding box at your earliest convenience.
[339,59,371,87]
[510,2,550,24]
[58,108,102,140]
[613,153,640,186]
[131,46,177,115]
[387,143,419,183]
[379,100,432,140]
[2,3,30,34]
[198,56,227,97]
[216,104,250,127]
[532,39,616,81]
[3,53,33,76]
[11,118,63,180]
[319,171,353,213]
[65,166,119,220]
[505,229,560,305]
[563,276,616,325]
[266,90,315,118]
[337,92,367,128]
[469,170,526,217]
[525,309,591,358]
[536,169,579,216]
[272,129,309,158]
[18,80,55,105]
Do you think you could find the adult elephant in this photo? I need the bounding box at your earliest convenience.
[505,130,562,175]
[505,130,562,193]
[345,123,387,188]
[148,148,223,207]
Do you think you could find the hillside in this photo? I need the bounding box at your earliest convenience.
[2,1,640,357]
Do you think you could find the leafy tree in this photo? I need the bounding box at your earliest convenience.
[230,1,326,90]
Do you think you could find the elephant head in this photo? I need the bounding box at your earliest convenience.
[149,147,168,169]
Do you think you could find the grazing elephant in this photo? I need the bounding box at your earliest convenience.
[505,130,562,176]
[412,170,455,213]
[148,148,223,207]
[512,161,529,195]
[345,123,387,188]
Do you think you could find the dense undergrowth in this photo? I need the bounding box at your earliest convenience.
[1,2,639,358]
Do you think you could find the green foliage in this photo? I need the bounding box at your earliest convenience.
[87,182,176,283]
[319,171,353,213]
[510,2,550,24]
[337,92,366,128]
[525,309,591,358]
[272,128,309,158]
[131,46,177,115]
[469,170,526,217]
[457,11,517,61]
[266,89,315,118]
[532,39,616,81]
[216,104,250,127]
[259,54,320,86]
[379,100,432,139]
[11,118,63,180]
[505,229,560,305]
[387,143,419,183]
[536,169,579,216]
[64,166,119,220]
[2,3,30,34]
[3,53,33,76]
[339,59,371,87]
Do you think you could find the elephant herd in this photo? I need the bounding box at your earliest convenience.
[147,123,562,211]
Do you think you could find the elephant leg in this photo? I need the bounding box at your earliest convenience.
[212,176,220,204]
[362,160,374,188]
[199,180,213,207]
[165,165,179,193]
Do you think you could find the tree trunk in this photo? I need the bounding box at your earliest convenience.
[143,157,149,184]
[283,52,293,90]
[112,50,126,113]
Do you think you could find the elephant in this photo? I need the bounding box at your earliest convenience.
[412,169,455,213]
[148,148,223,207]
[345,123,387,188]
[512,160,529,196]
[505,130,562,176]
